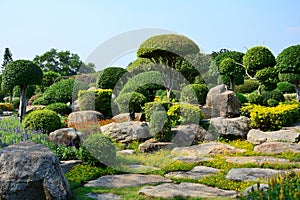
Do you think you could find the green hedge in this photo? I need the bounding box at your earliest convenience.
[45,102,71,116]
[78,89,112,118]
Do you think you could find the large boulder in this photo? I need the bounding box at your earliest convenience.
[202,84,240,118]
[0,142,71,200]
[112,113,142,123]
[68,110,104,128]
[171,124,213,146]
[49,128,82,148]
[100,121,152,144]
[208,116,250,139]
[253,142,300,154]
[247,129,300,145]
[138,138,175,153]
[226,168,284,182]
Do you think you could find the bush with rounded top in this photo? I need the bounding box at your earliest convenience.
[45,102,71,115]
[180,84,208,105]
[143,101,172,122]
[23,109,61,134]
[97,67,128,89]
[31,95,50,106]
[235,79,259,94]
[261,89,284,106]
[277,81,295,93]
[114,92,147,113]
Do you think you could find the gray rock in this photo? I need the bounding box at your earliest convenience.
[171,124,210,147]
[49,128,82,147]
[172,142,246,157]
[226,168,283,181]
[117,149,136,155]
[172,156,213,163]
[100,121,152,144]
[165,166,220,180]
[60,160,82,174]
[209,116,250,139]
[84,174,171,188]
[138,139,175,153]
[253,142,300,154]
[86,193,121,200]
[0,142,71,200]
[203,84,240,118]
[247,129,300,145]
[71,100,80,112]
[68,110,104,127]
[224,156,290,164]
[139,182,237,198]
[112,113,142,122]
[242,184,269,196]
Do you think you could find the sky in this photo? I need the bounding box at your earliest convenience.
[0,0,299,71]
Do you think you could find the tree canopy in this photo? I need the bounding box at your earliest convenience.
[97,67,128,90]
[1,48,13,69]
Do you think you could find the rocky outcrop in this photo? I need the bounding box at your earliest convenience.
[0,142,71,200]
[226,168,283,182]
[139,182,238,198]
[138,138,175,153]
[100,121,152,144]
[172,142,245,157]
[112,113,142,122]
[68,110,104,128]
[202,84,240,118]
[208,116,250,139]
[49,128,82,148]
[253,142,300,154]
[247,129,300,145]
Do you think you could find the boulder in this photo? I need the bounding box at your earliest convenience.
[139,182,237,198]
[71,100,80,112]
[49,128,82,148]
[165,166,220,180]
[242,184,269,196]
[100,121,152,144]
[138,138,175,153]
[247,129,300,145]
[0,142,71,200]
[68,110,104,128]
[253,142,300,154]
[224,156,290,165]
[112,113,142,122]
[171,124,212,147]
[60,160,82,174]
[202,84,240,118]
[209,116,250,139]
[226,168,283,182]
[172,142,245,157]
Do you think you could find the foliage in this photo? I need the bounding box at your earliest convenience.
[11,97,20,109]
[277,81,295,93]
[114,92,147,113]
[23,109,62,134]
[31,95,50,105]
[143,101,172,122]
[13,85,36,99]
[78,89,112,117]
[40,71,61,92]
[44,79,88,104]
[1,47,13,69]
[261,89,284,106]
[97,67,128,89]
[0,103,14,111]
[126,57,155,74]
[149,111,172,142]
[54,145,78,161]
[254,67,278,91]
[45,102,71,116]
[239,171,300,200]
[78,62,96,74]
[214,50,244,68]
[33,48,83,76]
[167,103,203,127]
[78,133,116,167]
[235,79,260,94]
[236,93,248,105]
[180,84,208,105]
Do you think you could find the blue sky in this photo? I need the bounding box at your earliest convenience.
[0,0,299,70]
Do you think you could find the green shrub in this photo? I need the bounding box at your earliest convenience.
[78,133,116,166]
[155,90,180,102]
[114,92,147,113]
[267,99,279,107]
[0,103,14,111]
[78,89,112,117]
[31,95,50,105]
[277,81,295,93]
[180,84,208,105]
[143,101,172,121]
[149,111,172,142]
[45,102,71,116]
[247,92,263,105]
[97,67,128,89]
[261,89,284,106]
[235,79,259,94]
[44,79,88,104]
[237,93,248,105]
[12,97,20,109]
[167,103,203,127]
[23,109,62,134]
[41,71,61,92]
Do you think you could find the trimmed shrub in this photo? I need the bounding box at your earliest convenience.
[45,102,71,116]
[97,67,128,89]
[143,101,172,122]
[277,81,295,93]
[261,89,284,106]
[149,111,172,142]
[23,109,62,134]
[180,84,208,105]
[247,92,263,105]
[237,93,248,105]
[78,133,116,166]
[114,92,147,113]
[78,89,112,117]
[0,103,14,111]
[41,71,61,92]
[167,103,203,127]
[31,95,50,106]
[235,79,259,94]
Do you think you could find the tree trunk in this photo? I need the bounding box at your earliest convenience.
[166,88,172,100]
[257,84,261,95]
[229,76,235,91]
[296,81,300,102]
[19,85,28,123]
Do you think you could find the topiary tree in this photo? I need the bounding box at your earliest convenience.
[97,67,128,89]
[137,34,200,99]
[219,58,240,90]
[114,92,147,114]
[254,67,278,91]
[1,60,43,122]
[243,46,276,94]
[275,44,300,101]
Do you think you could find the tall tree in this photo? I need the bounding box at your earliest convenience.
[276,44,300,101]
[1,48,14,102]
[33,48,83,76]
[2,60,43,122]
[137,34,200,99]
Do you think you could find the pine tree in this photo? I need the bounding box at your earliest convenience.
[2,48,13,69]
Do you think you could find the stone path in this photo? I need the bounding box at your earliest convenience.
[165,166,220,180]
